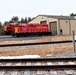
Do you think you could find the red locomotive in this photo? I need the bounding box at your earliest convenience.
[13,23,51,37]
[4,23,18,35]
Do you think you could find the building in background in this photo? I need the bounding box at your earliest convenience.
[29,15,76,35]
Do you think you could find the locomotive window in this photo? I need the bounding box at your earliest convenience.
[24,26,26,28]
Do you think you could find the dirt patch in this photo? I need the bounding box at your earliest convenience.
[51,45,73,55]
[0,44,74,57]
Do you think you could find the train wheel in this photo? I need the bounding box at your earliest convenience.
[4,31,7,35]
[11,32,15,36]
[16,33,20,37]
[4,31,9,35]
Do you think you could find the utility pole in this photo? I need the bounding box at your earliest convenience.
[72,31,76,52]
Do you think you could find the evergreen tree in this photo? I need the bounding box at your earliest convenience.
[0,22,2,35]
[28,17,32,23]
[0,22,2,28]
[11,16,19,23]
[24,17,28,23]
[21,18,25,23]
[9,20,14,23]
[3,21,9,26]
[70,13,76,16]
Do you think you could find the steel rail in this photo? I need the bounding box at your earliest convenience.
[0,40,74,47]
[0,58,76,62]
[0,65,76,70]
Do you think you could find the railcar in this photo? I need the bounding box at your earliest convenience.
[13,23,52,37]
[3,23,18,35]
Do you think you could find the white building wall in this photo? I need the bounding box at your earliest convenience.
[70,20,76,34]
[59,20,70,35]
[29,16,48,24]
[29,16,57,24]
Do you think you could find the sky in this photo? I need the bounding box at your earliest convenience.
[0,0,76,23]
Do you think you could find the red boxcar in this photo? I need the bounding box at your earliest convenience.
[13,23,51,37]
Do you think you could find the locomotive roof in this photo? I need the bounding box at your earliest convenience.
[28,23,48,25]
[9,23,18,25]
[18,23,48,26]
[19,23,27,26]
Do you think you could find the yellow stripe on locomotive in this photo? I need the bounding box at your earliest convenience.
[15,27,18,33]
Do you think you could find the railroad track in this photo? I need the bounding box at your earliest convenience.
[0,58,75,75]
[0,58,75,70]
[0,40,74,47]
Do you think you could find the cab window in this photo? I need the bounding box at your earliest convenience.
[24,26,26,28]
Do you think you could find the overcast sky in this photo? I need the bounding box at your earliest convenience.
[0,0,76,23]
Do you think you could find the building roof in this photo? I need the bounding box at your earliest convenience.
[38,14,75,20]
[29,14,76,23]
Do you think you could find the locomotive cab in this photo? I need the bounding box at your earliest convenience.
[13,24,27,37]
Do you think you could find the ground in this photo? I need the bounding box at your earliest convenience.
[0,35,74,57]
[0,35,72,45]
